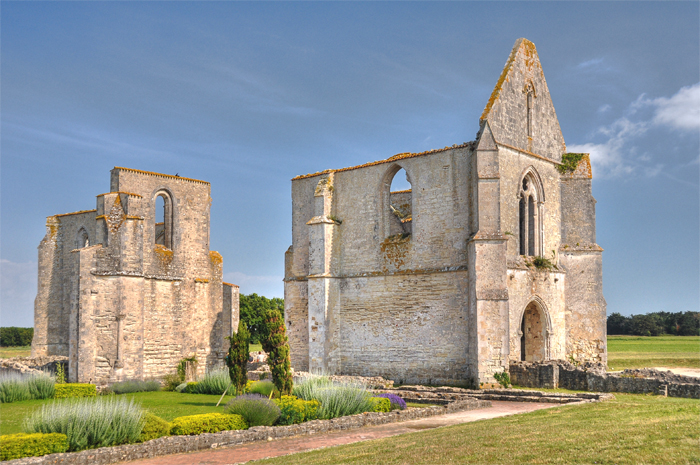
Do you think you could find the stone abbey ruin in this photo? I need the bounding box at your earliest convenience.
[284,38,606,386]
[32,38,605,388]
[32,167,239,384]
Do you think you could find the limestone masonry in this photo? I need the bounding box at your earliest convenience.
[32,167,239,384]
[284,38,606,386]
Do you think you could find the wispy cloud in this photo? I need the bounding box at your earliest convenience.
[569,83,700,180]
[576,57,605,69]
[223,271,283,298]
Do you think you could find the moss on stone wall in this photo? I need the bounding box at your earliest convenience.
[557,153,585,174]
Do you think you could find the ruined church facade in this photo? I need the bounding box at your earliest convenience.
[284,39,606,386]
[32,167,239,384]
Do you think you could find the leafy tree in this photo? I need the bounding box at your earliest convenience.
[225,321,250,395]
[607,313,627,335]
[0,327,34,347]
[606,311,699,336]
[239,294,284,344]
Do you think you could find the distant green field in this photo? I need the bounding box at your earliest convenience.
[607,335,699,370]
[0,346,31,358]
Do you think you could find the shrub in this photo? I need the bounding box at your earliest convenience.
[248,380,275,397]
[110,380,160,395]
[0,433,68,460]
[373,393,406,410]
[293,376,373,420]
[170,413,247,435]
[162,373,182,392]
[225,394,280,427]
[274,395,320,425]
[139,413,170,442]
[0,372,55,403]
[493,371,511,388]
[369,397,391,412]
[24,396,144,451]
[190,369,229,395]
[183,382,199,394]
[54,383,96,399]
[226,321,249,395]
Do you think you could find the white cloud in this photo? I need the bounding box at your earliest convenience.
[223,271,283,299]
[576,57,605,69]
[0,259,37,327]
[571,83,699,178]
[597,104,611,114]
[651,83,700,131]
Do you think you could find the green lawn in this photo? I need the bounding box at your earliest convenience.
[253,394,699,465]
[0,346,31,358]
[607,335,700,370]
[0,391,236,435]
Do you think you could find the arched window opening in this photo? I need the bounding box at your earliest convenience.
[76,228,89,249]
[520,302,547,362]
[518,170,543,257]
[154,192,173,249]
[388,168,412,237]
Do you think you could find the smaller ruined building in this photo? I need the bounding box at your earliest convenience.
[32,167,239,384]
[284,38,606,387]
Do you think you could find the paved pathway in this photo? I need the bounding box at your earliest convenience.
[125,401,563,465]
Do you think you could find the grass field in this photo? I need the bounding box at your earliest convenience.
[0,346,31,358]
[0,391,238,435]
[253,394,699,465]
[607,335,699,371]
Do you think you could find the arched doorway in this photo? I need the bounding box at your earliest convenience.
[520,301,548,362]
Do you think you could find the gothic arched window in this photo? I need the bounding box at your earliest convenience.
[518,170,544,257]
[76,228,89,249]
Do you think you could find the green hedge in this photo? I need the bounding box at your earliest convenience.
[139,413,171,442]
[274,395,320,425]
[170,413,247,435]
[0,433,68,460]
[369,397,391,413]
[183,382,199,394]
[0,327,34,347]
[54,383,96,399]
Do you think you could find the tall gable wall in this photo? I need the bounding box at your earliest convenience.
[481,38,566,162]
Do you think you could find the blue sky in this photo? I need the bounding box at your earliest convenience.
[2,2,698,327]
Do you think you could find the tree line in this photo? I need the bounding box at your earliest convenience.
[607,311,699,336]
[239,293,284,344]
[0,327,34,347]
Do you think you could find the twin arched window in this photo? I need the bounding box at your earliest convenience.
[519,170,543,257]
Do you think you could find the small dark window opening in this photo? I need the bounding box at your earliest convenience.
[519,195,527,255]
[528,196,535,256]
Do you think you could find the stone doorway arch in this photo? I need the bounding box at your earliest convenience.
[519,299,550,362]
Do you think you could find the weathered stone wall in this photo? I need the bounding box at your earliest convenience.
[32,168,238,384]
[510,361,699,399]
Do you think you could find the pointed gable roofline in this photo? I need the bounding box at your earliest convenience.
[479,38,566,162]
[481,38,534,121]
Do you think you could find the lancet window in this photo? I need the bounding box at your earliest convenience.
[518,170,543,257]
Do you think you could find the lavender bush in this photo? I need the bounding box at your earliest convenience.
[373,393,406,410]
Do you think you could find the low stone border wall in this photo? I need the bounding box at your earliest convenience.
[9,398,490,465]
[381,385,613,405]
[510,361,700,399]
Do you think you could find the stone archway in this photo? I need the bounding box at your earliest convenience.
[520,301,548,362]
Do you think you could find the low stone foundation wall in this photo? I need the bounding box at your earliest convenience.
[509,361,700,399]
[382,385,612,404]
[9,398,489,465]
[0,356,68,378]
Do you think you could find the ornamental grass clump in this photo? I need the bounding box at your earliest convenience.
[24,396,144,451]
[110,379,160,395]
[190,369,230,395]
[373,393,406,410]
[248,380,275,397]
[0,372,55,403]
[292,376,374,420]
[225,394,280,427]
